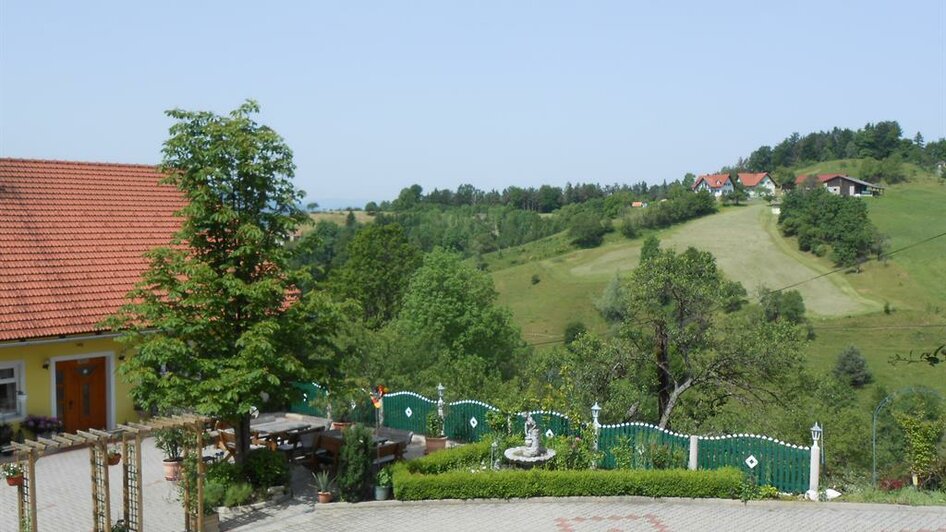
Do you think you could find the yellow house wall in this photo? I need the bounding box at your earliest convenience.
[0,336,136,429]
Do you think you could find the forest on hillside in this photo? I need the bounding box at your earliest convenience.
[733,120,946,185]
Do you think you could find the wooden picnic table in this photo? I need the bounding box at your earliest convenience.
[251,420,313,450]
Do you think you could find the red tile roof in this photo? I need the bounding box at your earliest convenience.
[0,159,184,342]
[737,172,770,187]
[692,173,731,190]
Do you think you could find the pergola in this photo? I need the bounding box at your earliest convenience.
[9,414,211,532]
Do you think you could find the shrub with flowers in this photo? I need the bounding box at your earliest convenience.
[546,424,602,470]
[22,415,62,436]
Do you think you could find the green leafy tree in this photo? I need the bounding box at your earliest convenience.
[563,321,587,345]
[329,223,422,328]
[615,247,805,427]
[639,235,661,263]
[758,288,807,324]
[108,101,341,462]
[568,212,606,248]
[395,249,524,390]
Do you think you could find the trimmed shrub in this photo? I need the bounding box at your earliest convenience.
[243,448,290,489]
[404,439,494,475]
[392,466,743,501]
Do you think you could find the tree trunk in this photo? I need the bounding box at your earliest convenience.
[655,324,672,427]
[658,379,693,429]
[235,413,252,464]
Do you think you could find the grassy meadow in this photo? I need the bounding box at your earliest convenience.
[488,177,946,396]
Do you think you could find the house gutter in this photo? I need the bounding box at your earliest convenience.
[0,331,123,349]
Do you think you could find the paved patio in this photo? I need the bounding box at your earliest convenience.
[233,497,946,531]
[3,437,945,531]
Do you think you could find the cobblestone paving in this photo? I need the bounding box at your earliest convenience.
[4,440,946,532]
[237,497,946,532]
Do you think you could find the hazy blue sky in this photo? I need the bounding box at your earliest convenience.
[1,1,943,207]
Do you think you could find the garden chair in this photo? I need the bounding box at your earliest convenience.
[315,433,344,474]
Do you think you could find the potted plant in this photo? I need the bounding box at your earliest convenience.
[154,427,185,481]
[425,412,447,454]
[107,445,122,466]
[374,467,392,500]
[326,394,359,431]
[313,470,334,503]
[2,462,24,487]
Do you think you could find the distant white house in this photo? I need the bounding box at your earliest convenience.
[738,172,777,197]
[692,173,733,197]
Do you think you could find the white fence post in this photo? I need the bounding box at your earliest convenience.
[688,435,699,470]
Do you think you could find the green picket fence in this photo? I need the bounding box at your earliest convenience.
[698,434,810,493]
[597,422,690,470]
[288,382,325,416]
[446,400,498,442]
[379,390,812,493]
[383,391,436,435]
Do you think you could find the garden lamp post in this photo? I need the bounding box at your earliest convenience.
[436,383,445,436]
[591,402,601,451]
[808,422,822,498]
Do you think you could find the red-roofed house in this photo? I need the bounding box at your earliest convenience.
[793,173,884,197]
[737,172,777,197]
[692,174,733,197]
[0,158,183,432]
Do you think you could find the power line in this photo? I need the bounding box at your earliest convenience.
[771,231,946,293]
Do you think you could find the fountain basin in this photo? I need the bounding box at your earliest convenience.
[503,446,556,468]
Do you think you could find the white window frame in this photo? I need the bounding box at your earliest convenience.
[0,360,25,421]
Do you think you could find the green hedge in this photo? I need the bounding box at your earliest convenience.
[392,467,743,501]
[403,439,494,475]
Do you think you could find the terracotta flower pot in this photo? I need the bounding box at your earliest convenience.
[163,458,182,481]
[330,421,353,431]
[317,491,333,504]
[425,436,447,454]
[6,475,23,487]
[107,453,122,466]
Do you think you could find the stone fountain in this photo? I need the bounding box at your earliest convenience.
[503,413,556,468]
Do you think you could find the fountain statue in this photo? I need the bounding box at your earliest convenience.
[503,413,556,468]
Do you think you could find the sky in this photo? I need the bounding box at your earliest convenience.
[1,1,944,208]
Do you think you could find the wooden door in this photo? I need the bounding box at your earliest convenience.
[56,357,107,433]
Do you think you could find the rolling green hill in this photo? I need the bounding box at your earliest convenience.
[489,176,946,395]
